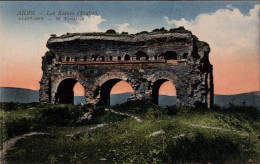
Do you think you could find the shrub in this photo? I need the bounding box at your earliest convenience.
[36,105,86,126]
[121,32,128,35]
[5,118,39,138]
[169,26,192,34]
[159,27,167,32]
[105,29,116,34]
[152,28,160,32]
[135,31,149,35]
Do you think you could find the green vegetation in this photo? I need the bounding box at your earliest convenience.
[1,101,259,163]
[169,26,191,34]
[105,29,117,34]
[135,31,149,35]
[59,26,201,39]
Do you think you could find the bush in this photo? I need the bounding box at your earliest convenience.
[169,26,192,34]
[159,27,167,32]
[36,105,86,126]
[121,32,128,35]
[105,29,116,34]
[135,31,149,35]
[5,118,40,138]
[152,28,160,32]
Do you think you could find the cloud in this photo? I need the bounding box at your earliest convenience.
[65,15,106,33]
[115,23,138,34]
[164,4,259,94]
[164,4,259,55]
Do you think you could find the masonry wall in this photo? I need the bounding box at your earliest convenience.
[40,30,214,108]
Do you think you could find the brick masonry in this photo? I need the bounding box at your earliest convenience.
[40,29,214,108]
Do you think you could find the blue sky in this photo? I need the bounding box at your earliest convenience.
[0,1,258,33]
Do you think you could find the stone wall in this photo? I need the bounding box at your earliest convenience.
[40,28,214,108]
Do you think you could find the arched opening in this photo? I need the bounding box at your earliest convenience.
[55,78,85,104]
[110,81,134,105]
[183,53,188,59]
[118,56,121,61]
[124,54,130,61]
[74,57,78,62]
[135,51,149,60]
[109,56,113,61]
[66,57,70,62]
[159,51,177,60]
[98,79,121,106]
[84,56,87,62]
[91,55,99,61]
[98,79,134,106]
[154,55,158,60]
[152,79,176,107]
[58,56,62,62]
[101,56,105,61]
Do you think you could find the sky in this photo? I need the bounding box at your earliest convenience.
[0,1,259,96]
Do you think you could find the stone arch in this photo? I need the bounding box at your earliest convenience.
[152,80,177,106]
[135,51,149,60]
[118,56,121,61]
[147,71,178,83]
[66,57,70,62]
[93,72,134,105]
[97,72,129,87]
[74,57,78,62]
[54,77,85,104]
[101,56,105,61]
[147,71,179,105]
[99,79,122,105]
[83,56,87,62]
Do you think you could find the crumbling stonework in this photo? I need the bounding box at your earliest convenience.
[40,27,214,108]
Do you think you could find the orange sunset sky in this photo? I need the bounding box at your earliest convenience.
[0,2,259,96]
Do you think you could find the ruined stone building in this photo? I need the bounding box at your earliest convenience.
[40,27,214,108]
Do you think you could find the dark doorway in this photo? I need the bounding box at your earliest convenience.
[124,54,130,61]
[135,51,149,60]
[152,79,176,106]
[160,51,177,60]
[55,78,85,104]
[98,79,122,106]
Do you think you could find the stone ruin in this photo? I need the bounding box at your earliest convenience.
[40,27,214,108]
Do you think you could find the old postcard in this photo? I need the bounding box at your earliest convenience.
[0,1,259,163]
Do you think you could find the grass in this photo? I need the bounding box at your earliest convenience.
[1,101,259,163]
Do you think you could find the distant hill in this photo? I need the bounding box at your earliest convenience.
[0,87,259,109]
[0,87,39,103]
[214,92,259,108]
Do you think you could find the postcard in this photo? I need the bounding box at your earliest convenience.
[0,1,259,163]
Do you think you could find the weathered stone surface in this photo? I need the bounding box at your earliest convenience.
[40,28,214,108]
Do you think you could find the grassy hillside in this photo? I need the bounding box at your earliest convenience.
[0,101,259,163]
